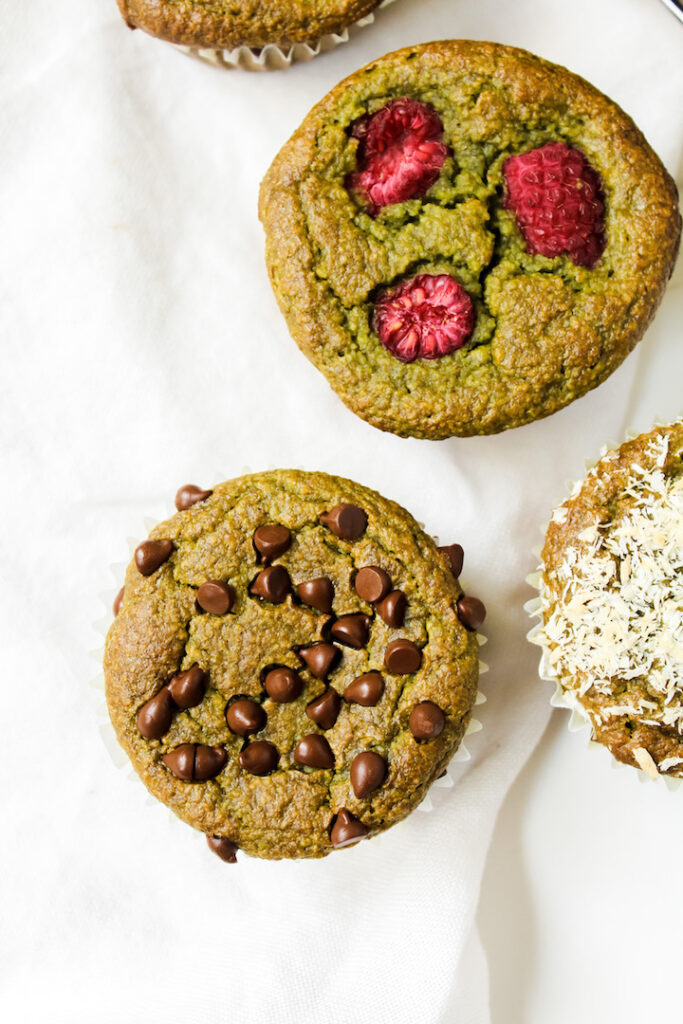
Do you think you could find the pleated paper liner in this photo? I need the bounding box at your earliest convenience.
[172,0,398,71]
[526,418,683,790]
[94,484,487,854]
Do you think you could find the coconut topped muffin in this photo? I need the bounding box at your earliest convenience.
[259,41,680,438]
[104,470,484,860]
[534,420,683,777]
[116,0,384,51]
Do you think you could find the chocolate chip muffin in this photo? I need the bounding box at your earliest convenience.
[104,470,484,860]
[533,420,683,778]
[116,0,384,51]
[259,40,681,439]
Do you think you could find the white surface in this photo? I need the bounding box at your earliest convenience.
[0,1,681,1022]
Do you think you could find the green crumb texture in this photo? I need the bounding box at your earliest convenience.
[259,40,681,439]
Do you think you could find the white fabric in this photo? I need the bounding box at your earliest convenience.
[1,1,680,1022]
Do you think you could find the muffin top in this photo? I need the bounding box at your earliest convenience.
[536,421,683,777]
[116,0,384,49]
[104,470,482,860]
[259,41,680,439]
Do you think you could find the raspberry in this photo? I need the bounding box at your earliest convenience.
[503,142,606,268]
[347,98,448,214]
[374,274,475,363]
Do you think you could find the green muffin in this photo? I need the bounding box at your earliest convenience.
[104,470,484,861]
[533,420,683,778]
[260,40,680,439]
[116,0,384,50]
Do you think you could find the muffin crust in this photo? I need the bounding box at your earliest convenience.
[116,0,383,49]
[259,41,681,438]
[537,421,683,775]
[104,470,481,859]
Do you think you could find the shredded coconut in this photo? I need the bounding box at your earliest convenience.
[633,747,659,779]
[540,432,683,751]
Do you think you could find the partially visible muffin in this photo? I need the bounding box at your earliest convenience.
[104,469,484,860]
[116,0,384,50]
[259,41,680,438]
[534,421,683,777]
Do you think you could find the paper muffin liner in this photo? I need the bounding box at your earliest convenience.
[525,419,682,790]
[171,0,398,71]
[93,485,488,856]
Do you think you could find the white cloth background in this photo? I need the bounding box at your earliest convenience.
[1,1,681,1022]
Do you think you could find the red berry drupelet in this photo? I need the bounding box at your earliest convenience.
[503,142,606,268]
[374,274,475,363]
[347,98,449,215]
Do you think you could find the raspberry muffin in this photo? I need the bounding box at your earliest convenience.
[532,420,683,778]
[116,0,384,51]
[104,470,484,861]
[260,41,681,439]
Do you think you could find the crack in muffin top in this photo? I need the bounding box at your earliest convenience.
[259,41,680,438]
[104,470,481,860]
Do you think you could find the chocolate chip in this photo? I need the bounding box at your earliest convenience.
[330,614,371,649]
[299,643,341,679]
[113,586,124,617]
[376,590,407,627]
[162,743,195,780]
[253,524,292,563]
[457,595,486,631]
[162,744,227,782]
[194,745,228,781]
[206,835,238,863]
[330,809,368,848]
[306,689,342,729]
[384,638,422,674]
[249,566,291,604]
[134,539,173,577]
[409,701,445,741]
[350,751,387,798]
[175,484,212,511]
[297,577,335,614]
[320,504,368,540]
[197,580,235,615]
[168,665,206,709]
[439,543,464,578]
[294,734,335,769]
[226,698,265,736]
[239,740,279,776]
[344,672,385,707]
[354,566,392,603]
[137,687,174,740]
[264,666,303,703]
